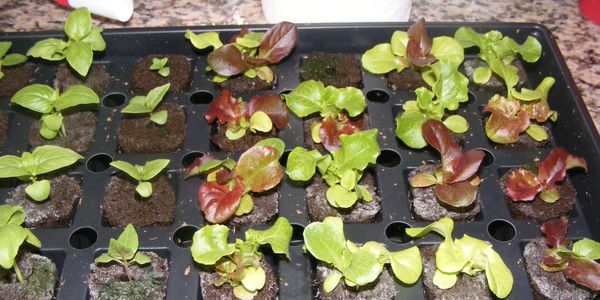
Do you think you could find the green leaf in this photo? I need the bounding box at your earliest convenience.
[255,138,285,157]
[25,179,51,201]
[284,80,325,117]
[249,111,273,132]
[130,252,151,265]
[95,253,115,264]
[141,159,170,181]
[0,71,4,80]
[518,36,542,63]
[40,124,58,140]
[116,224,140,260]
[11,84,55,114]
[488,58,519,91]
[390,31,408,56]
[330,129,380,174]
[410,172,438,187]
[225,127,247,140]
[136,182,153,198]
[158,67,170,77]
[244,68,257,78]
[304,217,347,266]
[56,85,99,111]
[539,188,560,203]
[431,60,469,110]
[64,7,92,41]
[41,114,62,133]
[355,184,372,201]
[110,160,142,180]
[185,30,223,49]
[335,87,365,117]
[150,57,168,70]
[473,66,492,84]
[0,205,25,226]
[121,96,152,114]
[443,115,469,133]
[150,110,168,125]
[213,74,229,83]
[432,269,457,289]
[395,111,428,149]
[237,36,261,49]
[573,238,600,260]
[2,53,27,66]
[454,26,484,49]
[107,239,134,261]
[0,156,29,178]
[326,184,358,208]
[235,194,254,216]
[338,245,383,286]
[430,36,464,65]
[233,285,257,300]
[145,83,171,111]
[285,147,322,181]
[0,41,11,58]
[0,224,30,269]
[241,266,266,292]
[361,43,404,74]
[525,124,548,142]
[30,145,83,175]
[323,272,343,293]
[191,224,235,265]
[484,247,513,299]
[245,217,292,258]
[406,217,454,240]
[27,38,67,61]
[256,65,274,83]
[340,169,357,190]
[81,26,106,51]
[65,41,93,77]
[389,246,422,284]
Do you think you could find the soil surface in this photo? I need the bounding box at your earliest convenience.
[386,67,428,91]
[103,175,176,228]
[0,252,57,300]
[211,123,276,152]
[228,189,279,227]
[199,259,278,300]
[0,110,8,151]
[88,252,169,300]
[299,52,362,88]
[0,63,33,97]
[28,111,96,154]
[464,59,527,92]
[523,238,594,300]
[306,172,381,223]
[408,164,481,221]
[302,113,370,152]
[218,66,277,93]
[54,63,110,95]
[5,175,81,228]
[131,55,191,94]
[314,264,396,299]
[500,170,576,222]
[421,246,492,300]
[117,103,185,153]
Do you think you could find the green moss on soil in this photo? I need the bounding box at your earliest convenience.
[94,276,167,300]
[301,56,340,83]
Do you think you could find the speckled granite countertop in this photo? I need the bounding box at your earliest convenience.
[1,0,598,132]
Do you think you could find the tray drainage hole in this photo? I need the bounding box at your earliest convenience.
[366,90,389,103]
[181,151,205,168]
[476,148,495,167]
[377,149,401,168]
[487,219,516,242]
[279,149,292,166]
[102,93,126,108]
[189,90,214,105]
[173,225,199,248]
[69,227,97,249]
[290,224,305,246]
[87,153,113,173]
[385,222,412,244]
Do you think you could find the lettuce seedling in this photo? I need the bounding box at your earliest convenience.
[409,120,484,208]
[0,205,42,283]
[0,41,27,80]
[27,8,106,77]
[454,26,541,94]
[191,217,292,299]
[121,83,171,125]
[185,22,297,83]
[185,138,285,223]
[110,159,170,198]
[149,57,170,77]
[304,216,422,292]
[539,217,600,291]
[286,129,380,209]
[505,147,587,203]
[0,145,83,201]
[95,223,151,282]
[484,77,557,144]
[11,84,99,139]
[283,80,366,151]
[206,89,289,141]
[406,217,514,299]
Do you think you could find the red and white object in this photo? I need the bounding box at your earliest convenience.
[54,0,134,22]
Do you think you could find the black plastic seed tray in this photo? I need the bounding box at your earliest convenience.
[1,22,599,299]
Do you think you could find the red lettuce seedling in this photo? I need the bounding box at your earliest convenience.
[406,18,436,67]
[539,217,600,292]
[409,120,484,208]
[184,139,285,223]
[506,147,587,203]
[205,89,288,141]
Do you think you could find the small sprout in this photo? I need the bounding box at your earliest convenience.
[121,83,171,125]
[150,57,170,77]
[0,41,28,80]
[95,224,151,282]
[0,145,83,201]
[110,159,170,198]
[11,84,99,139]
[27,8,106,77]
[0,205,42,283]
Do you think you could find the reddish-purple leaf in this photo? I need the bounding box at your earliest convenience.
[484,96,530,144]
[541,248,569,268]
[540,217,569,248]
[246,94,289,130]
[243,55,269,67]
[215,168,232,185]
[207,44,250,76]
[198,176,244,223]
[259,22,298,64]
[319,116,361,152]
[233,145,283,193]
[525,103,553,123]
[406,18,436,67]
[422,119,462,174]
[205,89,243,125]
[538,147,588,188]
[563,258,600,292]
[505,168,543,201]
[445,149,485,184]
[184,154,217,178]
[434,181,478,208]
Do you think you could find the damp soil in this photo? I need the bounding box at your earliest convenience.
[228,189,279,227]
[28,111,96,154]
[302,113,371,153]
[102,175,176,228]
[314,264,396,299]
[0,110,8,151]
[88,252,169,300]
[463,58,527,92]
[117,103,186,153]
[386,67,428,91]
[0,252,57,300]
[131,55,192,94]
[211,123,277,152]
[0,63,33,97]
[408,164,481,221]
[306,172,381,223]
[299,52,362,88]
[218,66,277,93]
[5,175,81,228]
[199,259,278,300]
[54,63,110,95]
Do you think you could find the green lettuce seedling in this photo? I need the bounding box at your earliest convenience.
[304,216,422,292]
[286,129,380,209]
[0,41,27,80]
[191,217,292,299]
[149,57,170,77]
[110,159,170,198]
[121,83,171,125]
[406,217,513,299]
[0,145,83,201]
[11,84,99,139]
[95,224,151,281]
[27,8,106,77]
[0,205,42,283]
